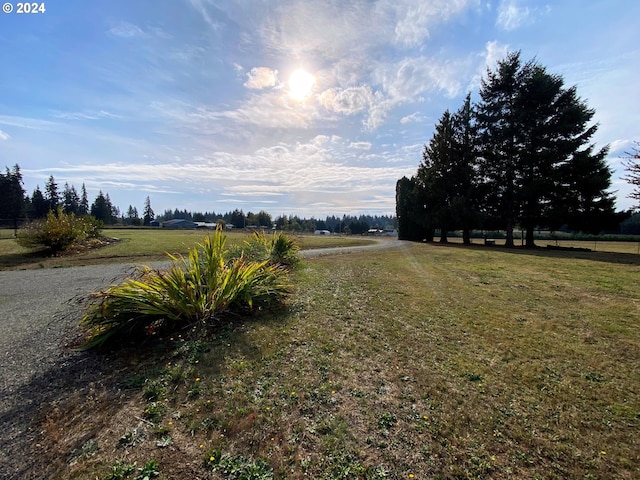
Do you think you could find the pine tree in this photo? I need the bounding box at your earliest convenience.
[44,175,60,212]
[91,191,112,224]
[143,196,154,226]
[62,183,80,214]
[30,186,49,218]
[476,51,612,246]
[79,183,89,215]
[0,164,25,234]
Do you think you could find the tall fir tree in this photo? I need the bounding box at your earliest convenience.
[476,51,612,246]
[30,186,49,218]
[44,175,60,213]
[143,196,154,226]
[79,183,89,215]
[62,183,80,214]
[0,164,25,234]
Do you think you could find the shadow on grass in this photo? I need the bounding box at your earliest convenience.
[0,309,289,479]
[425,240,640,265]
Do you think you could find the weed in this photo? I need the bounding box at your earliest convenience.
[142,379,165,401]
[143,402,166,423]
[134,460,160,480]
[377,412,397,430]
[104,461,136,480]
[117,428,146,449]
[204,449,273,479]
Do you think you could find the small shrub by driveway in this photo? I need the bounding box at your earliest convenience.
[80,228,296,349]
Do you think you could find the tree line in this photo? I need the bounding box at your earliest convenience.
[0,170,147,227]
[0,167,397,234]
[396,52,632,247]
[157,208,396,234]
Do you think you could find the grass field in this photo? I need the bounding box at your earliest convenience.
[0,229,373,270]
[30,241,639,479]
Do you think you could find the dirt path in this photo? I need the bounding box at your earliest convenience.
[0,238,403,479]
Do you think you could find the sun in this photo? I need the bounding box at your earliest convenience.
[288,68,315,101]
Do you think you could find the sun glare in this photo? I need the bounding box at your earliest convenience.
[288,68,315,101]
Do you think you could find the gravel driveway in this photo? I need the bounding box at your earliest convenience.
[0,238,401,478]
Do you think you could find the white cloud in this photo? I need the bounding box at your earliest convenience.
[51,110,123,121]
[350,142,372,150]
[468,40,511,91]
[400,112,423,124]
[108,21,146,38]
[244,67,279,89]
[390,0,479,47]
[318,86,375,115]
[0,129,9,141]
[495,0,548,31]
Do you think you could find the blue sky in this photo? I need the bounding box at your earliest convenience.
[1,0,638,217]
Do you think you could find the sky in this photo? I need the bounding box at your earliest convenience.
[1,0,639,218]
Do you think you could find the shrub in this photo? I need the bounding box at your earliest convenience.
[80,227,293,349]
[228,230,300,267]
[17,207,103,253]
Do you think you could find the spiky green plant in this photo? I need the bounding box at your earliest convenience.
[229,230,299,267]
[269,231,299,266]
[80,227,290,349]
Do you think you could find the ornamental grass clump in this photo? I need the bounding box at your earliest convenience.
[228,230,300,266]
[80,227,293,349]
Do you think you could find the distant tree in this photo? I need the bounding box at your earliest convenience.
[256,210,272,227]
[44,175,60,212]
[79,183,89,215]
[30,186,49,218]
[229,209,245,228]
[91,191,115,224]
[143,196,154,226]
[0,164,25,234]
[62,183,80,214]
[192,212,206,222]
[623,142,640,211]
[126,205,141,225]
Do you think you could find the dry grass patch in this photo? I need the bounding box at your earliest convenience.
[26,242,640,479]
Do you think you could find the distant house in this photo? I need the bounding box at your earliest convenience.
[149,220,160,227]
[162,219,197,229]
[314,230,331,235]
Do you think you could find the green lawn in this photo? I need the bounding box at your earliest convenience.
[35,242,638,479]
[0,228,372,270]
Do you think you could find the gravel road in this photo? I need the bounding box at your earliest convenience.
[0,238,401,478]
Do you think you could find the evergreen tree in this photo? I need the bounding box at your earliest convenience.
[418,110,456,243]
[229,209,245,228]
[62,183,80,214]
[476,52,533,247]
[476,51,612,246]
[91,191,113,224]
[79,183,89,215]
[44,175,60,212]
[554,144,615,233]
[30,186,49,218]
[105,193,120,221]
[0,164,25,234]
[143,196,154,226]
[396,176,433,241]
